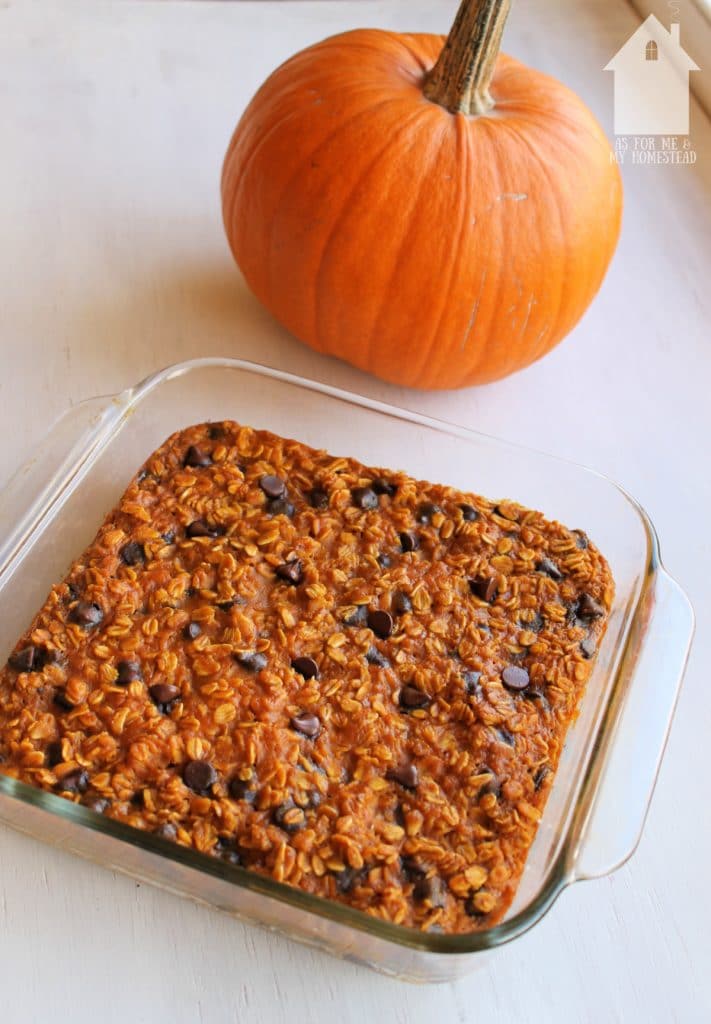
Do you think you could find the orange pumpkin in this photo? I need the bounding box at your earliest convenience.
[222,0,622,389]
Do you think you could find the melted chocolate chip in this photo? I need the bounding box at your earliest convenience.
[400,856,427,882]
[183,759,217,794]
[377,553,392,569]
[399,685,431,710]
[413,875,446,908]
[292,656,319,680]
[580,635,597,659]
[399,530,419,553]
[58,768,89,793]
[469,576,498,602]
[186,519,226,539]
[275,559,303,585]
[573,530,589,550]
[352,487,378,510]
[229,776,258,803]
[308,487,329,510]
[533,765,551,791]
[183,621,201,640]
[273,801,305,833]
[502,666,530,691]
[53,689,76,711]
[367,609,393,639]
[69,602,103,627]
[217,599,238,612]
[154,822,178,840]
[335,866,366,893]
[496,727,516,747]
[8,645,44,672]
[463,670,482,696]
[536,557,563,581]
[577,593,605,620]
[268,497,295,518]
[459,503,479,522]
[208,423,226,440]
[290,713,321,739]
[415,502,441,524]
[235,651,267,673]
[120,541,145,566]
[372,478,397,497]
[476,767,500,797]
[184,445,212,468]
[83,796,108,814]
[343,605,368,627]
[116,660,142,685]
[392,591,412,615]
[46,741,63,767]
[259,475,287,500]
[365,646,390,669]
[387,763,419,790]
[149,683,180,708]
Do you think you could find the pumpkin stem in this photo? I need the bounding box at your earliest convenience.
[423,0,511,116]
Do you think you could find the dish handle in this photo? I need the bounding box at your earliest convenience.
[0,395,124,583]
[572,568,694,881]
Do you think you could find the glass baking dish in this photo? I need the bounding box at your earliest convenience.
[0,358,693,983]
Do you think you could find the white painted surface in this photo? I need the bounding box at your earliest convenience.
[0,1,708,1020]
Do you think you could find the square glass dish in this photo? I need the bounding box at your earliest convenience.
[0,358,693,983]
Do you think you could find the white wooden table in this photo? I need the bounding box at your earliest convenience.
[1,1,709,1020]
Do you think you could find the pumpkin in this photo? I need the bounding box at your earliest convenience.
[222,0,622,389]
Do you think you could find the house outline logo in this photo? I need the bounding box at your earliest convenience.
[605,15,699,135]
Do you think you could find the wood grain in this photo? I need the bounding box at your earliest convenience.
[0,1,709,1021]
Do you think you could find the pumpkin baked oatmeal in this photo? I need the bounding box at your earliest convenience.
[0,421,613,934]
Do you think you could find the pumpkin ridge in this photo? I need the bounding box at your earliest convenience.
[409,114,477,387]
[310,104,436,354]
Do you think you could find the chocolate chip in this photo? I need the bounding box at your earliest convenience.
[399,685,431,710]
[46,741,63,767]
[218,847,242,867]
[149,683,180,708]
[352,486,378,510]
[235,651,267,672]
[183,759,217,794]
[476,767,500,797]
[183,621,201,640]
[58,768,89,793]
[459,503,479,522]
[208,423,226,440]
[186,519,226,539]
[465,894,491,918]
[268,497,295,518]
[400,856,427,882]
[83,796,108,814]
[502,666,530,691]
[573,530,589,549]
[290,713,321,739]
[69,601,103,627]
[184,445,212,468]
[308,487,329,510]
[533,765,551,791]
[415,502,441,524]
[273,801,306,833]
[292,656,319,679]
[372,478,397,497]
[577,593,605,620]
[120,541,145,566]
[377,553,392,569]
[116,660,142,685]
[367,609,393,639]
[536,557,563,581]
[217,599,237,612]
[275,559,303,585]
[392,591,412,615]
[154,822,178,840]
[366,646,390,668]
[343,605,368,627]
[524,612,544,633]
[580,635,597,659]
[463,670,482,696]
[387,763,419,789]
[469,576,498,602]
[53,689,75,711]
[399,531,419,553]
[413,875,446,908]
[229,776,258,803]
[162,530,176,544]
[335,866,365,893]
[259,474,287,500]
[8,645,42,672]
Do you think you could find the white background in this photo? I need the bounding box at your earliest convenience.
[0,1,709,1021]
